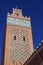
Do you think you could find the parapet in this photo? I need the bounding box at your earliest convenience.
[7,8,31,21]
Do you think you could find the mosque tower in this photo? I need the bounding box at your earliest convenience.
[2,8,34,65]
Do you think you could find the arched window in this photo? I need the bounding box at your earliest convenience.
[23,36,25,41]
[14,36,16,40]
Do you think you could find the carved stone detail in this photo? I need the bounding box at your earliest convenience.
[7,8,31,21]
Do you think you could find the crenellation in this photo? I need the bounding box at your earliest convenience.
[7,13,10,16]
[25,16,27,19]
[7,8,31,21]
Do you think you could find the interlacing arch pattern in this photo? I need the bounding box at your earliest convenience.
[10,60,23,65]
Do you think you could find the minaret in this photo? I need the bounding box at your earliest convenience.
[2,8,34,65]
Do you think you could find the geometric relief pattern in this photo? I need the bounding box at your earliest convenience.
[9,28,30,64]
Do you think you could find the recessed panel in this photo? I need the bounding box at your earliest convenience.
[9,28,30,64]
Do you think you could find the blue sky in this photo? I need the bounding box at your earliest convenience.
[0,0,43,63]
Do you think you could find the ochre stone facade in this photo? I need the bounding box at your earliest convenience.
[2,8,34,65]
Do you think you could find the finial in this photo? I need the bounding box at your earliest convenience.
[16,6,18,9]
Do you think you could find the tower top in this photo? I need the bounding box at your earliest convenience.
[7,8,31,21]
